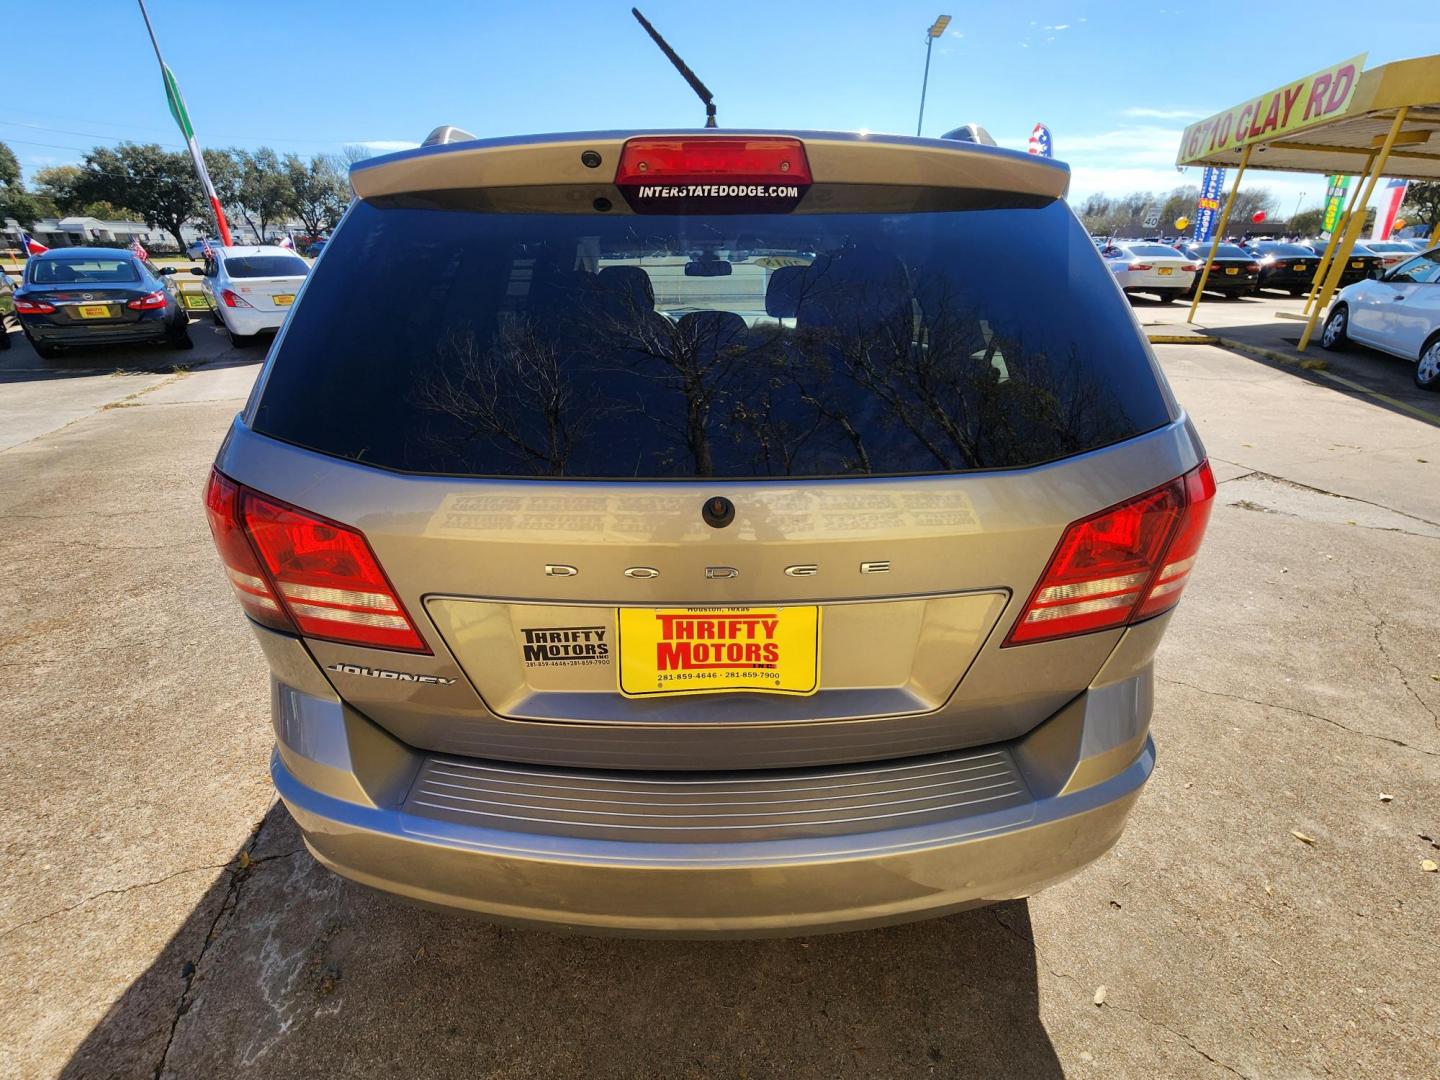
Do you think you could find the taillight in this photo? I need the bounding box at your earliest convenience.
[1128,263,1153,271]
[126,290,168,310]
[1182,263,1200,271]
[14,297,56,314]
[1247,263,1261,272]
[203,469,292,634]
[1004,461,1215,646]
[614,136,812,215]
[616,136,812,186]
[204,469,430,653]
[220,288,253,308]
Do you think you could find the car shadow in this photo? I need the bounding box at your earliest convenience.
[61,804,1064,1079]
[0,321,263,384]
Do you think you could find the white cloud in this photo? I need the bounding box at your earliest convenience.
[1043,23,1070,30]
[947,29,964,38]
[1122,107,1207,120]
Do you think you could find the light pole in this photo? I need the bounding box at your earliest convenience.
[917,14,951,136]
[1291,191,1306,226]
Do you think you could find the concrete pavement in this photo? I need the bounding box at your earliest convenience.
[1,337,1437,1079]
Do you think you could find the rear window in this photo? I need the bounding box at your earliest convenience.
[223,255,309,278]
[251,199,1172,479]
[1200,244,1251,259]
[1126,244,1182,257]
[1256,243,1313,256]
[29,257,139,284]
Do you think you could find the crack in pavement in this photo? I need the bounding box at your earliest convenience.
[1156,676,1439,757]
[1211,464,1440,531]
[989,909,1251,1078]
[152,808,299,1080]
[0,865,228,942]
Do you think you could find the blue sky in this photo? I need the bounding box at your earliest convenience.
[10,1,1437,213]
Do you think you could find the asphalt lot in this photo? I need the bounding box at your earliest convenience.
[1,301,1438,1079]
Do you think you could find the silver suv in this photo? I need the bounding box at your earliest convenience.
[205,128,1214,936]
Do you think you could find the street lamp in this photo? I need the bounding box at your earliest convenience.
[917,14,951,137]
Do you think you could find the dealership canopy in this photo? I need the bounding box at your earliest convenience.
[1175,51,1440,344]
[1176,53,1440,180]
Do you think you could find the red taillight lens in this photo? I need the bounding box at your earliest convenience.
[1247,263,1261,272]
[616,136,812,187]
[221,288,252,308]
[14,297,56,314]
[204,469,430,653]
[203,469,293,633]
[126,290,168,310]
[1182,263,1200,271]
[1004,461,1215,646]
[1129,263,1153,271]
[241,491,429,653]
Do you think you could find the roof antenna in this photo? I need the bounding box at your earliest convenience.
[631,7,717,128]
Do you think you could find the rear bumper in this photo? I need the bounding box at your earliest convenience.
[275,739,1152,937]
[220,306,287,335]
[21,314,173,344]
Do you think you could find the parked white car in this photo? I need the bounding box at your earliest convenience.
[194,245,310,347]
[1101,241,1199,303]
[1363,240,1421,270]
[1321,246,1440,390]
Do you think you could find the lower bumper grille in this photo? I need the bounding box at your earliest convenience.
[403,749,1031,844]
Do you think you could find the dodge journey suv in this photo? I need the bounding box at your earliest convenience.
[205,128,1214,936]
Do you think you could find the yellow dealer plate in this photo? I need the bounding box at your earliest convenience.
[1225,267,1239,275]
[1157,267,1173,276]
[272,294,294,306]
[617,606,820,698]
[76,304,112,319]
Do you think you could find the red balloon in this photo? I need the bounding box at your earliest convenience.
[1251,211,1267,223]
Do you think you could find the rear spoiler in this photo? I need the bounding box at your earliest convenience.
[349,129,1070,204]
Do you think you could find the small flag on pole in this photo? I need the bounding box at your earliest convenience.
[19,230,49,256]
[278,232,295,250]
[1027,123,1053,158]
[129,235,149,261]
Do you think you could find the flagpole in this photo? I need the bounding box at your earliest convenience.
[137,0,232,246]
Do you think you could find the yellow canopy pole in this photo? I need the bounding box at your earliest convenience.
[1299,107,1409,351]
[1303,154,1374,315]
[1187,143,1253,323]
[1429,218,1440,246]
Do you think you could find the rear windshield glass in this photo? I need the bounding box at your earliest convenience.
[1255,243,1313,256]
[29,257,139,284]
[1126,244,1182,257]
[1200,244,1251,259]
[252,199,1172,479]
[223,255,309,278]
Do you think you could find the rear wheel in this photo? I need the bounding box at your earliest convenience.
[1224,290,1244,300]
[1320,304,1350,351]
[0,320,10,350]
[1156,289,1180,303]
[229,328,260,348]
[168,319,194,350]
[1288,287,1306,297]
[1417,334,1440,392]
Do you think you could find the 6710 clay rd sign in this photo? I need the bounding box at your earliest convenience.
[1176,53,1366,166]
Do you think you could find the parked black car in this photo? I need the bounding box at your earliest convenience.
[1176,242,1260,298]
[1243,241,1322,296]
[12,247,192,357]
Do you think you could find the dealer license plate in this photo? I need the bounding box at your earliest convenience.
[76,304,112,319]
[1350,261,1363,268]
[272,294,294,306]
[1157,267,1174,276]
[1293,263,1307,270]
[1225,267,1239,275]
[616,606,821,697]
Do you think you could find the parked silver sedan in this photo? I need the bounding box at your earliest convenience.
[193,245,309,347]
[1321,246,1440,390]
[1101,241,1199,302]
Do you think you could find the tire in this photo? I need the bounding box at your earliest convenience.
[1224,290,1244,300]
[1156,289,1179,303]
[1288,288,1307,298]
[1320,304,1350,351]
[0,320,11,350]
[34,340,59,359]
[1417,334,1440,392]
[167,319,194,350]
[228,328,260,348]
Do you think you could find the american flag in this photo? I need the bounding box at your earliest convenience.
[278,232,295,250]
[129,235,149,261]
[19,230,48,256]
[201,237,216,260]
